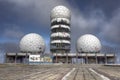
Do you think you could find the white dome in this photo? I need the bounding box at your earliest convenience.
[51,5,71,19]
[77,34,101,53]
[19,33,45,53]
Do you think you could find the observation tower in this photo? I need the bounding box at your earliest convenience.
[50,5,71,54]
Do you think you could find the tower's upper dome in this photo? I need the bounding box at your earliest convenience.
[76,34,102,53]
[51,5,71,20]
[19,33,45,53]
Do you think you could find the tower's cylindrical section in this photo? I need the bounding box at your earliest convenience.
[50,6,71,53]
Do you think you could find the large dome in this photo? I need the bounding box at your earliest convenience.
[51,5,71,19]
[19,33,45,53]
[76,34,101,53]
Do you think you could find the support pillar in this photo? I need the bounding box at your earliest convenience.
[95,53,98,64]
[5,53,7,63]
[66,53,68,64]
[25,53,28,64]
[15,53,17,63]
[105,53,107,64]
[86,53,88,64]
[114,53,116,64]
[81,56,83,64]
[76,53,78,64]
[56,53,58,63]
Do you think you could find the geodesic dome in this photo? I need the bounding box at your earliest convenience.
[19,33,45,53]
[51,5,71,19]
[76,34,101,53]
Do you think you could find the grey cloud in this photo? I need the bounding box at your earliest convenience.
[72,9,105,33]
[3,25,24,39]
[101,8,120,45]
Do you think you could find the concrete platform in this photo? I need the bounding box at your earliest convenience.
[0,64,120,80]
[6,53,115,64]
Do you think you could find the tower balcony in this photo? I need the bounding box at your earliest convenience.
[51,40,70,44]
[50,46,70,50]
[51,25,70,30]
[51,28,70,33]
[51,32,70,38]
[51,18,70,24]
[51,37,71,41]
[51,20,70,26]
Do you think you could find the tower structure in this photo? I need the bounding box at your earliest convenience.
[50,6,71,53]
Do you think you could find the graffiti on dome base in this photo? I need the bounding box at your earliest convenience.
[29,55,53,63]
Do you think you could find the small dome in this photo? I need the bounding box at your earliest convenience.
[76,34,101,53]
[51,5,71,20]
[19,33,45,53]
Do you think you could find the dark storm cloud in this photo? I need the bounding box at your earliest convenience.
[70,0,120,17]
[0,1,25,39]
[101,8,120,45]
[3,25,24,39]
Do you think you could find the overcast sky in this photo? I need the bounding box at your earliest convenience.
[0,0,120,58]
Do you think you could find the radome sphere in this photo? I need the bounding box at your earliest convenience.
[77,34,101,53]
[19,33,45,53]
[51,5,71,19]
